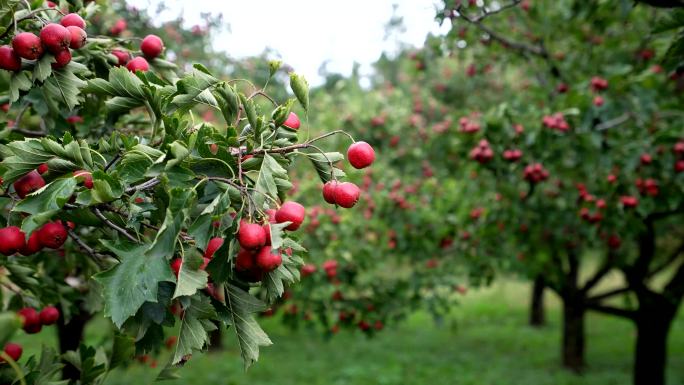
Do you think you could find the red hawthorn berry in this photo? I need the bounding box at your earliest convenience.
[276,202,306,231]
[204,237,224,259]
[676,160,684,173]
[66,26,87,49]
[283,112,300,130]
[73,170,93,189]
[235,248,255,272]
[300,264,316,277]
[19,231,43,256]
[13,170,46,199]
[263,223,272,246]
[51,48,71,69]
[126,57,149,73]
[620,196,639,208]
[39,306,60,325]
[374,320,384,331]
[17,308,42,334]
[12,32,43,60]
[209,143,218,154]
[1,343,22,362]
[37,163,49,174]
[590,76,608,91]
[38,221,67,249]
[0,226,26,256]
[111,49,130,66]
[673,141,684,155]
[60,13,86,29]
[322,180,338,204]
[334,182,360,208]
[608,235,621,250]
[200,257,210,271]
[238,221,266,250]
[607,174,617,183]
[66,115,83,124]
[40,23,71,54]
[110,19,127,35]
[358,320,370,331]
[165,336,178,349]
[0,45,22,72]
[347,141,376,169]
[140,35,164,59]
[255,246,282,272]
[170,258,182,277]
[556,83,568,93]
[593,95,604,107]
[1,103,9,112]
[640,153,652,165]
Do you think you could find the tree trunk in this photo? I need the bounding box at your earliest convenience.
[57,308,91,382]
[633,300,676,385]
[562,299,585,372]
[529,275,546,327]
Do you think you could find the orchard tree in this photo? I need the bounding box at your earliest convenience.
[0,1,375,383]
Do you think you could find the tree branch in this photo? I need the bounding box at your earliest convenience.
[648,239,684,278]
[587,287,631,303]
[582,250,617,293]
[67,229,110,268]
[92,208,140,243]
[586,303,636,320]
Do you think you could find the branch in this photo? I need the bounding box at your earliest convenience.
[104,153,121,171]
[471,0,523,22]
[587,287,631,303]
[92,208,139,243]
[67,229,110,268]
[595,113,632,131]
[586,303,636,320]
[648,239,684,278]
[647,205,684,221]
[582,250,617,293]
[125,178,160,194]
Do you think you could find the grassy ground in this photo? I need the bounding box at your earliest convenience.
[14,277,684,385]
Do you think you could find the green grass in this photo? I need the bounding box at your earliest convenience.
[13,277,684,385]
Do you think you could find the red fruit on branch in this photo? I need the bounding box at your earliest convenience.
[111,49,130,66]
[556,83,568,93]
[66,115,83,124]
[542,113,570,132]
[204,237,224,259]
[255,246,282,272]
[110,19,127,35]
[469,139,494,163]
[170,258,182,277]
[235,248,255,272]
[334,182,360,208]
[593,95,604,106]
[590,76,608,91]
[640,153,652,165]
[300,264,316,277]
[60,13,86,29]
[140,35,164,59]
[17,308,41,334]
[37,163,48,175]
[0,46,22,72]
[66,26,87,49]
[347,141,375,169]
[676,160,684,173]
[322,180,338,204]
[12,32,43,60]
[13,170,47,198]
[276,202,306,231]
[283,112,300,130]
[238,221,266,250]
[39,306,60,325]
[73,170,93,189]
[674,141,684,155]
[620,195,639,208]
[0,226,26,256]
[51,48,71,69]
[608,234,621,250]
[40,23,71,54]
[1,343,22,362]
[126,57,149,73]
[502,149,523,162]
[523,163,549,183]
[38,221,67,249]
[19,231,43,256]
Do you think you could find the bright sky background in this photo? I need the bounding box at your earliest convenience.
[144,0,450,86]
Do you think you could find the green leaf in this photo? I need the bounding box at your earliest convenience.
[110,334,135,370]
[33,53,55,82]
[9,71,32,103]
[171,67,220,110]
[106,96,143,115]
[172,255,209,299]
[289,73,309,111]
[147,188,196,259]
[188,193,227,249]
[225,284,272,370]
[0,312,21,347]
[172,295,217,364]
[307,152,345,183]
[14,178,77,215]
[94,241,176,328]
[43,64,88,110]
[239,93,258,130]
[252,153,287,208]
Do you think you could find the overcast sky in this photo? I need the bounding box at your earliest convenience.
[145,0,448,85]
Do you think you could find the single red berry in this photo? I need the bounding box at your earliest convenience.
[322,180,338,204]
[38,221,68,249]
[0,226,26,256]
[0,45,22,71]
[51,48,71,69]
[13,170,46,199]
[126,57,149,73]
[640,153,652,165]
[170,258,182,277]
[73,170,93,189]
[12,32,43,60]
[110,19,127,36]
[204,237,224,259]
[40,23,71,54]
[140,35,164,59]
[263,223,272,246]
[60,13,86,29]
[235,248,255,272]
[19,231,43,256]
[676,160,684,173]
[66,26,87,49]
[334,182,361,208]
[17,308,42,334]
[275,202,306,231]
[282,112,300,130]
[66,115,83,124]
[111,49,130,66]
[301,264,316,277]
[37,163,49,175]
[347,141,375,169]
[255,246,282,272]
[39,306,60,325]
[238,221,266,250]
[1,343,23,362]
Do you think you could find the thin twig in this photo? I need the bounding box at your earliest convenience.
[67,229,110,268]
[104,153,121,171]
[125,178,160,194]
[595,113,632,131]
[92,208,140,243]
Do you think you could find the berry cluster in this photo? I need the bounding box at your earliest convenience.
[321,141,375,208]
[469,139,494,164]
[523,163,549,183]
